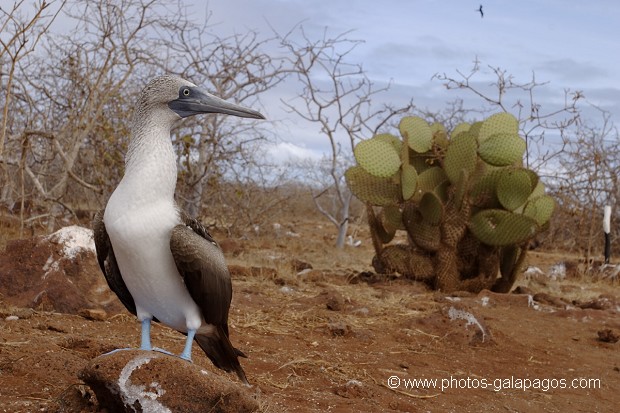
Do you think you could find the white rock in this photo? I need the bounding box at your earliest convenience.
[523,266,545,279]
[548,262,566,280]
[45,225,96,258]
[447,306,489,342]
[280,286,294,294]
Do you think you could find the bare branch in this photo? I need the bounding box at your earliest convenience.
[275,25,413,247]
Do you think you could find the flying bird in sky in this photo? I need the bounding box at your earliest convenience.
[477,4,484,18]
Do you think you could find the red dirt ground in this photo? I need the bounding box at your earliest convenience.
[0,220,618,412]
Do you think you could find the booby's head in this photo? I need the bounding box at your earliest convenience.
[136,75,265,121]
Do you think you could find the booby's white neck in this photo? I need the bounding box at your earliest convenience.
[121,107,180,204]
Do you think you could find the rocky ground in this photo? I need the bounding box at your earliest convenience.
[0,221,618,412]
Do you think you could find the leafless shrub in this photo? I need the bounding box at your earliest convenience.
[277,26,414,247]
[0,0,294,238]
[433,58,619,262]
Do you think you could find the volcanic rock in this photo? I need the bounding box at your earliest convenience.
[79,350,258,413]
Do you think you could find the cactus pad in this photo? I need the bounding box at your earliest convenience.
[411,220,441,252]
[378,245,434,280]
[401,163,418,200]
[431,122,449,149]
[419,191,443,225]
[368,206,396,244]
[403,204,441,252]
[375,133,403,155]
[478,113,519,142]
[354,137,401,177]
[478,133,526,166]
[470,209,539,246]
[468,121,483,138]
[345,166,401,206]
[400,116,433,153]
[381,205,404,232]
[523,195,555,225]
[444,131,478,184]
[451,122,471,139]
[409,153,434,174]
[470,166,502,208]
[527,172,543,197]
[497,168,532,211]
[417,167,448,193]
[500,245,520,277]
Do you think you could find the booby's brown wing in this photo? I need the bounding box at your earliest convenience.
[92,210,137,316]
[170,212,248,384]
[170,214,232,326]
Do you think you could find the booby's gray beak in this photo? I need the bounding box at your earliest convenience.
[169,86,265,120]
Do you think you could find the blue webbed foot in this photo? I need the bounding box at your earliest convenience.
[152,347,174,356]
[102,320,194,361]
[101,347,132,357]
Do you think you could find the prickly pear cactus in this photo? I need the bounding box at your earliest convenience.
[346,112,555,293]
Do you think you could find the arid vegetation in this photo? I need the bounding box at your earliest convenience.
[1,0,619,265]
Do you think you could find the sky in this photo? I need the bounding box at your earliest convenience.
[187,0,620,164]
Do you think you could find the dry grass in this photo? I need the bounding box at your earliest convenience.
[1,213,619,412]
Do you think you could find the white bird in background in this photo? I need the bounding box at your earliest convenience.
[93,75,265,385]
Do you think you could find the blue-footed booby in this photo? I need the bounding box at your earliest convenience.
[92,75,264,385]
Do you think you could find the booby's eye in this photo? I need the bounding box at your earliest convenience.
[182,88,190,96]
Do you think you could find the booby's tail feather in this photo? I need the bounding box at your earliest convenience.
[195,326,249,386]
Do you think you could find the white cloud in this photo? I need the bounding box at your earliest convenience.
[265,141,324,163]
